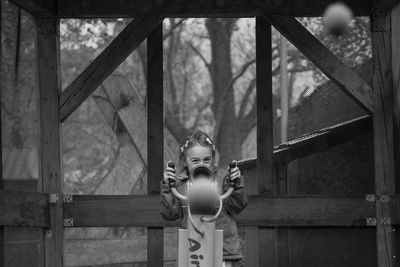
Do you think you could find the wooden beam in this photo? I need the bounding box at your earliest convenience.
[9,0,55,14]
[238,115,372,170]
[35,14,63,267]
[56,0,374,17]
[392,4,400,194]
[147,24,164,267]
[59,14,163,122]
[0,6,4,263]
[371,0,400,11]
[63,194,386,227]
[254,16,276,267]
[264,15,374,114]
[371,9,398,267]
[0,189,49,227]
[273,115,372,164]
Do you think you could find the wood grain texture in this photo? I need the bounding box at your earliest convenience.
[35,15,63,267]
[252,17,276,267]
[59,14,163,122]
[56,0,374,17]
[264,15,374,114]
[392,3,400,194]
[0,189,49,227]
[63,195,378,227]
[371,10,397,267]
[8,0,55,14]
[147,24,164,267]
[256,16,274,195]
[372,0,400,11]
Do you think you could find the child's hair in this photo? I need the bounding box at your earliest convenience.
[179,130,216,172]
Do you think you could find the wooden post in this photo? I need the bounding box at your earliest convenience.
[392,4,400,194]
[35,15,63,267]
[0,6,4,264]
[249,16,276,267]
[371,7,399,267]
[147,23,164,266]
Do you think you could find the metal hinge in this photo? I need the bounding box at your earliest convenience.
[63,195,73,203]
[49,194,60,204]
[381,217,391,226]
[45,229,53,239]
[365,194,375,203]
[366,217,377,226]
[365,194,390,203]
[64,218,74,227]
[379,194,390,203]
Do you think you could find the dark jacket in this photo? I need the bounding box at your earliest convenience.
[160,167,248,260]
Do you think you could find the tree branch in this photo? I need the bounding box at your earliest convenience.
[190,96,212,131]
[238,77,256,120]
[240,101,257,141]
[213,58,255,140]
[163,19,186,41]
[186,41,211,71]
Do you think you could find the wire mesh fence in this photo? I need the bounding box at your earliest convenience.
[60,18,150,266]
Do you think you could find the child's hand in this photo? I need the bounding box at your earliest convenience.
[163,162,177,185]
[229,166,241,181]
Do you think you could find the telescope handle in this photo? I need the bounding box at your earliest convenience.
[228,160,241,188]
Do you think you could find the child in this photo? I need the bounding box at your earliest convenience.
[160,130,248,267]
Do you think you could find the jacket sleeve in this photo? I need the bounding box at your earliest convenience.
[160,181,183,221]
[223,173,248,216]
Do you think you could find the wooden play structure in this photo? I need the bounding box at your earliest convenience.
[1,0,400,266]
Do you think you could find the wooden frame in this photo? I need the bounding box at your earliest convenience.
[35,14,64,267]
[55,0,374,17]
[62,195,387,227]
[1,0,400,266]
[264,15,374,113]
[147,23,164,267]
[371,8,399,266]
[59,14,163,122]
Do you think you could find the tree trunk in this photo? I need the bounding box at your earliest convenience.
[206,18,242,166]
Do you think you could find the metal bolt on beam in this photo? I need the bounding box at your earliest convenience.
[64,218,74,227]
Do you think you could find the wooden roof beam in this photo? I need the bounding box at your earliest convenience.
[371,0,400,12]
[238,115,373,170]
[59,14,163,122]
[264,15,374,114]
[56,0,374,18]
[9,0,55,14]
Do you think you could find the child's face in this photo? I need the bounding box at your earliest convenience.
[185,145,213,173]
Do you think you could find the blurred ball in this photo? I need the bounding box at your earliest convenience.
[323,2,353,37]
[188,178,219,215]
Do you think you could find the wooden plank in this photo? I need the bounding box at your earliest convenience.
[392,3,400,194]
[8,0,55,14]
[264,15,374,114]
[371,10,398,267]
[65,232,177,266]
[0,6,4,263]
[63,195,379,227]
[0,189,49,227]
[253,16,276,267]
[273,115,372,164]
[35,15,63,267]
[372,0,400,11]
[147,23,164,267]
[56,0,374,17]
[256,16,274,195]
[59,14,163,122]
[237,115,372,170]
